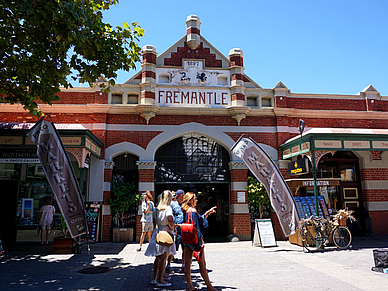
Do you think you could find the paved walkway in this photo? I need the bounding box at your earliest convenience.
[1,236,388,290]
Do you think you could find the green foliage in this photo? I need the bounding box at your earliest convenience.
[0,0,144,116]
[109,178,139,227]
[53,215,70,238]
[245,176,271,218]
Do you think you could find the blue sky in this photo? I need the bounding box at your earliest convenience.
[98,0,388,96]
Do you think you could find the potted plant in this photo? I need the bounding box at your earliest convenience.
[109,177,140,242]
[52,216,75,254]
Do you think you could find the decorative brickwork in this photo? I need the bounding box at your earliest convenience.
[231,93,245,101]
[141,91,155,100]
[164,42,222,68]
[371,151,383,160]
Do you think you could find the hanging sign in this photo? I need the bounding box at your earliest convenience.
[231,136,300,237]
[288,159,309,176]
[26,119,87,238]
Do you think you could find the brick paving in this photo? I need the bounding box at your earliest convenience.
[1,236,388,290]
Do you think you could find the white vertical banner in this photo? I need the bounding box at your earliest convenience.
[26,119,86,238]
[231,136,300,237]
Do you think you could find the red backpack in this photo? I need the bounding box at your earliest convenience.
[180,210,198,244]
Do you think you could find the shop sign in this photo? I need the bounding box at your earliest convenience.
[343,140,370,149]
[372,141,388,149]
[291,145,300,154]
[302,180,330,187]
[288,159,309,176]
[301,142,310,151]
[61,136,82,146]
[0,148,39,163]
[0,136,23,145]
[315,140,342,149]
[282,148,291,158]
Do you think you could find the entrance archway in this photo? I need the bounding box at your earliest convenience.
[155,134,230,238]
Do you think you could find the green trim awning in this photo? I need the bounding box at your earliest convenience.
[280,128,388,159]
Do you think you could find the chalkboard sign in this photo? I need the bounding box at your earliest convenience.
[84,202,101,243]
[252,219,277,248]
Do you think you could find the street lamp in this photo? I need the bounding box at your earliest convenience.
[299,119,319,217]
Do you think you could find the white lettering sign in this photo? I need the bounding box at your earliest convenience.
[156,88,231,107]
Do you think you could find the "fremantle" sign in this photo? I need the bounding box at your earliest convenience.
[156,88,231,107]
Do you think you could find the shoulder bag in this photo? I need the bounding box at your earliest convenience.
[155,209,174,247]
[180,210,198,244]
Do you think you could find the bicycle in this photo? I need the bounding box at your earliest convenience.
[299,215,352,252]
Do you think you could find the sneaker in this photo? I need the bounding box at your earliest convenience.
[136,247,142,252]
[156,282,171,287]
[172,257,179,263]
[165,267,174,274]
[150,280,157,285]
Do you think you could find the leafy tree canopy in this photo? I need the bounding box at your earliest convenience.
[0,0,144,115]
[246,176,271,218]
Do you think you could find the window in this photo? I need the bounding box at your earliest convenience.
[127,94,138,104]
[155,134,230,183]
[159,74,170,84]
[217,75,228,85]
[247,96,257,106]
[111,93,123,104]
[261,97,273,108]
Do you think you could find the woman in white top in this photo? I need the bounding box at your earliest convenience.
[145,190,176,287]
[38,196,55,245]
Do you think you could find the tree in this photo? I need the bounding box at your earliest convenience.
[0,0,144,116]
[109,178,139,228]
[245,176,271,219]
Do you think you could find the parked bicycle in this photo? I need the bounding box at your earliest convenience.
[299,213,352,252]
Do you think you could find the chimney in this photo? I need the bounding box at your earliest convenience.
[186,15,201,49]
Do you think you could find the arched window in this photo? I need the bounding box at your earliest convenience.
[155,134,230,183]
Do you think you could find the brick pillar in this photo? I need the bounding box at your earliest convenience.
[101,161,114,242]
[228,161,251,241]
[141,45,157,105]
[228,48,245,107]
[136,161,156,241]
[186,15,201,49]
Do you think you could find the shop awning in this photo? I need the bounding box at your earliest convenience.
[280,127,388,159]
[0,123,103,158]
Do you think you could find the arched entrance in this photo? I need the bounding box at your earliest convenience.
[154,134,230,238]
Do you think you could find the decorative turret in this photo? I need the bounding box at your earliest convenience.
[140,45,157,104]
[228,48,245,107]
[186,15,201,49]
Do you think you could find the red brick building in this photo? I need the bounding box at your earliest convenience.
[1,15,388,245]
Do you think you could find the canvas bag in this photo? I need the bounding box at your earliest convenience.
[155,209,174,247]
[181,211,198,244]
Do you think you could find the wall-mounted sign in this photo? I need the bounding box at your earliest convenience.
[0,148,39,163]
[372,141,388,149]
[156,88,231,107]
[237,192,246,203]
[315,140,342,149]
[344,140,370,149]
[288,159,309,176]
[0,136,23,145]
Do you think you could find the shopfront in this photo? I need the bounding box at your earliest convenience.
[0,123,103,246]
[281,128,388,235]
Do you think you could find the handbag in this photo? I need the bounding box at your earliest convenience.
[156,230,174,247]
[181,211,199,245]
[155,209,174,247]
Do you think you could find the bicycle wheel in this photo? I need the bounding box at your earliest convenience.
[302,229,323,252]
[333,226,352,249]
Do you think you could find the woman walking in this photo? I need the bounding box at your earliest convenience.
[180,192,218,291]
[145,190,176,287]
